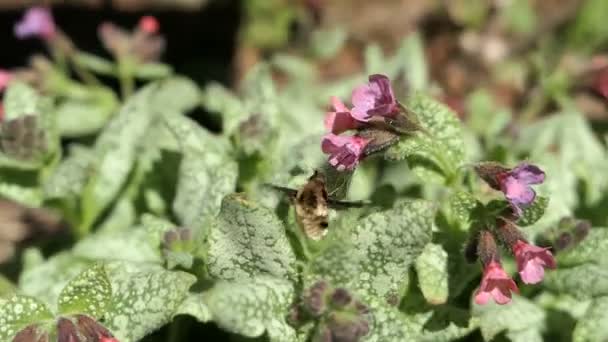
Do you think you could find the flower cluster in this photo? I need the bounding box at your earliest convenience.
[289,281,371,342]
[321,74,420,171]
[98,16,165,63]
[470,161,556,305]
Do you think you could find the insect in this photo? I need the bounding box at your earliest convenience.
[268,170,366,240]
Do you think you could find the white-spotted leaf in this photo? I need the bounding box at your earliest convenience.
[204,276,296,341]
[0,295,53,341]
[206,194,297,281]
[415,243,449,304]
[573,296,608,342]
[58,263,112,318]
[105,262,196,342]
[473,294,545,341]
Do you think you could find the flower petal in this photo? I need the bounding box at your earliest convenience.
[503,176,536,205]
[511,163,545,185]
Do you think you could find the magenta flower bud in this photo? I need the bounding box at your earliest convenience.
[76,315,118,342]
[57,318,81,342]
[138,16,159,34]
[351,74,398,121]
[303,281,331,317]
[474,260,519,305]
[512,240,556,284]
[321,134,370,171]
[324,96,360,134]
[330,288,352,309]
[14,7,56,41]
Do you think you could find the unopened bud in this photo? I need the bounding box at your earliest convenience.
[57,318,80,342]
[13,325,48,342]
[303,281,330,317]
[477,230,499,266]
[474,162,510,191]
[76,314,115,341]
[574,220,591,242]
[495,219,525,250]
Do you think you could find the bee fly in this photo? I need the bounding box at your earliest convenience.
[268,170,366,240]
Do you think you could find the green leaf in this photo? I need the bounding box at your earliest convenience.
[558,228,608,266]
[174,292,211,323]
[517,196,549,226]
[573,296,608,342]
[43,144,95,199]
[473,294,545,341]
[165,115,238,229]
[58,264,112,318]
[0,295,53,341]
[55,95,117,137]
[105,262,196,342]
[415,243,449,304]
[134,63,173,80]
[364,299,422,341]
[72,229,162,264]
[3,82,42,121]
[448,190,481,227]
[386,94,465,183]
[201,83,246,135]
[544,263,608,298]
[204,276,296,341]
[206,194,297,281]
[397,32,428,91]
[568,0,608,53]
[72,52,116,75]
[306,200,435,302]
[19,252,91,308]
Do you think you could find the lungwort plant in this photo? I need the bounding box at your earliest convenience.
[1,6,608,342]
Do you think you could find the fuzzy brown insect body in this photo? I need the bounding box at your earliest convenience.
[268,170,365,240]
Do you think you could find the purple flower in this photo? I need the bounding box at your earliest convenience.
[498,163,545,215]
[324,96,360,134]
[513,240,556,284]
[321,134,370,171]
[351,74,398,121]
[14,7,56,40]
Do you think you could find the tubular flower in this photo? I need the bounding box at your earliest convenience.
[351,74,398,121]
[324,96,360,134]
[321,134,370,171]
[512,240,556,284]
[474,260,519,305]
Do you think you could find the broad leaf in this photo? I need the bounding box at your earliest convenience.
[165,115,238,230]
[306,200,435,302]
[557,228,608,266]
[0,295,53,341]
[415,243,449,304]
[43,144,95,199]
[544,263,608,298]
[105,262,196,342]
[58,264,112,318]
[448,190,481,227]
[204,276,296,341]
[206,194,297,281]
[72,229,162,264]
[386,94,465,183]
[473,294,545,341]
[174,292,211,323]
[3,82,42,121]
[573,296,608,342]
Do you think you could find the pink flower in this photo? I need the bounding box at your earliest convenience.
[14,7,56,40]
[351,74,398,121]
[513,240,556,284]
[321,134,369,171]
[474,260,519,305]
[0,70,12,92]
[138,15,159,34]
[100,337,120,342]
[324,96,360,134]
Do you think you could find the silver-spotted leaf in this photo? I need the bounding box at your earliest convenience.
[473,294,546,341]
[174,292,211,323]
[0,295,53,341]
[544,263,608,299]
[448,190,481,227]
[105,262,196,342]
[58,263,112,318]
[557,228,608,266]
[415,243,449,304]
[573,296,608,342]
[385,93,465,183]
[204,276,296,341]
[306,199,435,303]
[206,194,297,281]
[517,196,549,227]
